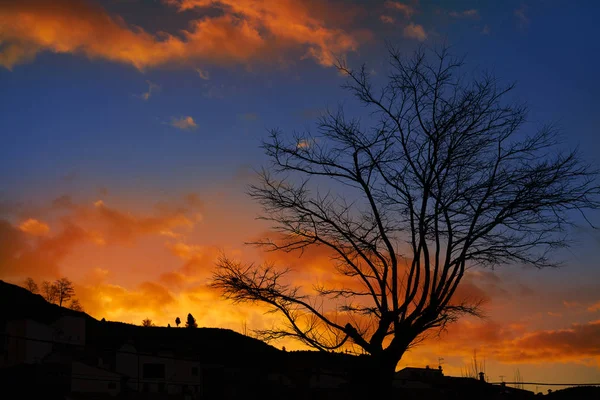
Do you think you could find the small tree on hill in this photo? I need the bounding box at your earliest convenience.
[175,317,181,327]
[185,313,198,328]
[41,280,58,303]
[23,277,38,294]
[142,318,154,327]
[54,277,75,307]
[68,298,83,312]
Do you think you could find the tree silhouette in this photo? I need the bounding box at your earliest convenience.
[54,277,75,307]
[185,313,197,328]
[212,46,600,392]
[142,318,154,327]
[23,277,38,294]
[175,317,181,327]
[41,280,58,303]
[68,298,83,312]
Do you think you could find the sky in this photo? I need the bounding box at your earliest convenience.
[1,0,600,391]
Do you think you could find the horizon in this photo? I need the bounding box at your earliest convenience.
[1,0,599,395]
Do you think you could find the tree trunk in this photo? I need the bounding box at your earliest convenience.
[350,352,399,400]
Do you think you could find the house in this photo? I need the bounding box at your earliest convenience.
[396,366,444,381]
[0,281,285,399]
[2,318,54,366]
[52,315,86,346]
[113,341,205,397]
[393,366,445,391]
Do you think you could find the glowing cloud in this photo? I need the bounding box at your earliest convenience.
[18,218,50,236]
[171,116,198,131]
[0,0,360,70]
[168,0,360,66]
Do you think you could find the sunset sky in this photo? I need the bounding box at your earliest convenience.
[1,0,600,390]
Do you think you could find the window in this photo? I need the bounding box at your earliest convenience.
[143,363,165,379]
[158,382,165,392]
[191,367,198,376]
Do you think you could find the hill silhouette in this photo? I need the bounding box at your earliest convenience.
[0,279,91,327]
[0,279,282,368]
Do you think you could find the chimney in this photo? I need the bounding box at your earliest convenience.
[478,372,485,382]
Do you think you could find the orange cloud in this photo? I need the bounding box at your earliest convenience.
[431,317,600,366]
[171,116,198,131]
[500,320,600,364]
[76,269,279,331]
[18,218,50,236]
[0,0,360,70]
[90,199,195,244]
[0,193,207,282]
[77,279,177,320]
[0,218,89,278]
[169,0,360,66]
[164,241,225,279]
[588,301,600,312]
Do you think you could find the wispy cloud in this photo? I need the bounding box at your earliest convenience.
[514,4,529,29]
[196,68,210,80]
[384,1,415,18]
[403,23,427,41]
[139,80,160,101]
[171,116,198,131]
[380,15,395,24]
[238,112,259,121]
[449,9,480,19]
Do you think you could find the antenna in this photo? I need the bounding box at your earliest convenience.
[438,357,444,368]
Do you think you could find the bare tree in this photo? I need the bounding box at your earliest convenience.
[462,350,485,379]
[68,298,83,312]
[142,318,154,327]
[212,46,599,392]
[41,280,58,303]
[23,277,38,294]
[54,277,75,307]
